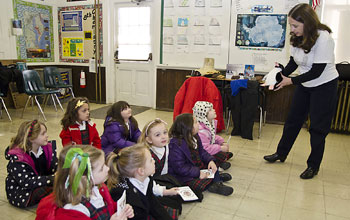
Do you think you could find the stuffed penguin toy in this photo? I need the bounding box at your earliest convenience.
[262,63,284,90]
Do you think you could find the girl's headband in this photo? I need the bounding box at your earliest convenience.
[75,100,86,109]
[63,148,92,197]
[145,118,167,136]
[28,120,38,137]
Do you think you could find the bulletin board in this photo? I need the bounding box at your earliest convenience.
[58,5,103,63]
[228,0,309,72]
[13,0,54,62]
[160,0,231,69]
[161,0,310,71]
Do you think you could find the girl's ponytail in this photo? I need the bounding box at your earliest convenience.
[106,153,121,189]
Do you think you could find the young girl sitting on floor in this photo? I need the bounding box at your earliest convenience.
[192,101,233,170]
[36,145,134,220]
[5,120,57,208]
[60,97,101,149]
[169,113,234,196]
[101,101,141,156]
[107,144,176,220]
[140,118,203,199]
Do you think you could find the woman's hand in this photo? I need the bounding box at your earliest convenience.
[208,160,217,174]
[110,204,134,220]
[275,74,292,91]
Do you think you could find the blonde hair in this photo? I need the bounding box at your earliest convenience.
[139,118,168,148]
[106,144,148,189]
[54,145,104,207]
[10,120,47,152]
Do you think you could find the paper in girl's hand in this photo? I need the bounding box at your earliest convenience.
[200,169,215,178]
[117,190,126,216]
[178,186,199,201]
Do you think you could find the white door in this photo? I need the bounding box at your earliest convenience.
[0,2,16,59]
[113,2,154,107]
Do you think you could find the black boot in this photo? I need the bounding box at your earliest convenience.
[263,153,287,163]
[300,167,319,179]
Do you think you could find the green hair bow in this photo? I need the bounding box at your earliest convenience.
[63,148,92,197]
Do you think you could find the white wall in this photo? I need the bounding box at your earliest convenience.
[2,1,349,106]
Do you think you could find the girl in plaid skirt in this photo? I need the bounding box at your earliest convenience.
[36,145,134,220]
[107,144,175,220]
[168,113,233,196]
[192,101,233,170]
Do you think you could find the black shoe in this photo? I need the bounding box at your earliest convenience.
[219,173,232,182]
[208,182,234,196]
[219,162,231,170]
[227,152,233,160]
[300,167,319,179]
[263,153,286,163]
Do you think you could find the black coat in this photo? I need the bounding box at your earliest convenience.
[109,177,172,220]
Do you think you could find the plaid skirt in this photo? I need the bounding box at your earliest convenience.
[213,151,231,165]
[185,178,213,192]
[164,205,180,220]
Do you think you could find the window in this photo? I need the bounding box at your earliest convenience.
[116,7,151,60]
[321,0,350,62]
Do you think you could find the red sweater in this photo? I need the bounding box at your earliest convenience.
[59,121,101,149]
[173,76,225,132]
[36,184,116,220]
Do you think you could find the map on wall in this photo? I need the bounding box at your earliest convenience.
[13,0,54,62]
[235,14,287,48]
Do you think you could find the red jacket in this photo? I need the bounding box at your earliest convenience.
[59,121,101,149]
[173,77,225,132]
[36,184,116,220]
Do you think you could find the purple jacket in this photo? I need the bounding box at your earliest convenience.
[101,117,141,156]
[168,136,215,183]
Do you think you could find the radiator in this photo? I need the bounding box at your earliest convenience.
[331,80,350,133]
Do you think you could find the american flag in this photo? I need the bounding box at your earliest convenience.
[312,0,321,10]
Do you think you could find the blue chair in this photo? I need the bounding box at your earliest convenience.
[0,92,12,121]
[21,70,61,121]
[43,66,75,99]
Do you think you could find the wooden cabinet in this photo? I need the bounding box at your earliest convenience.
[156,69,189,111]
[264,85,295,124]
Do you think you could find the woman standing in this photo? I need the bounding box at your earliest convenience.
[263,3,338,179]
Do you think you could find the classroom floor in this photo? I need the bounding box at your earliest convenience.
[0,103,350,220]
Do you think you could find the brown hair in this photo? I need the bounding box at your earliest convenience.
[288,3,332,53]
[10,120,47,152]
[139,118,168,147]
[53,145,104,207]
[104,101,139,137]
[169,113,197,149]
[61,97,89,130]
[106,144,148,189]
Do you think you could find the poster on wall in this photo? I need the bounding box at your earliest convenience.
[62,11,83,31]
[13,0,54,62]
[58,5,103,63]
[235,14,287,49]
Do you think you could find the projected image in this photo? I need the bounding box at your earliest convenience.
[235,14,287,48]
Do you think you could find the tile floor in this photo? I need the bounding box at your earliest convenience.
[1,103,350,220]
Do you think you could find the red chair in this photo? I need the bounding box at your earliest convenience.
[173,76,225,132]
